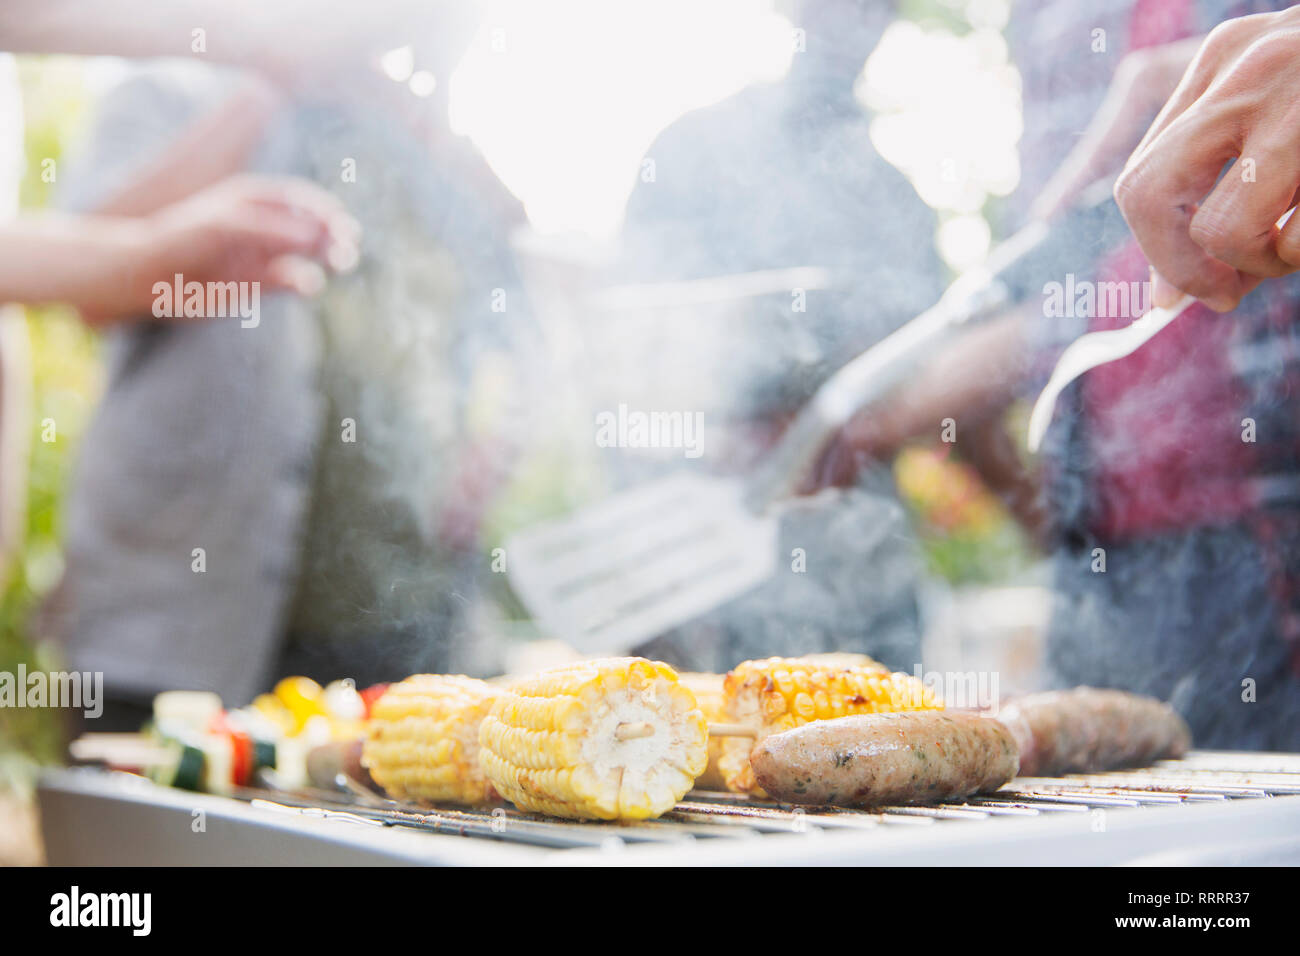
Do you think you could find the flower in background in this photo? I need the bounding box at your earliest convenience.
[894,444,1027,582]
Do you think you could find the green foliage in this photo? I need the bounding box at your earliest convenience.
[914,511,1032,584]
[0,59,99,783]
[15,57,88,210]
[0,312,101,775]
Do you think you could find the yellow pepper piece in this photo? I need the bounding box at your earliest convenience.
[251,694,297,736]
[274,676,327,731]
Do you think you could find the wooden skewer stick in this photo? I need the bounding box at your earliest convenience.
[708,723,758,738]
[69,733,173,767]
[614,721,656,740]
[615,721,758,740]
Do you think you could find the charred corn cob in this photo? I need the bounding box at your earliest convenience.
[678,672,727,791]
[719,656,942,795]
[362,675,503,807]
[479,657,708,820]
[797,652,888,669]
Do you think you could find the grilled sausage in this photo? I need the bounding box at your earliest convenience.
[750,711,1020,807]
[997,688,1191,777]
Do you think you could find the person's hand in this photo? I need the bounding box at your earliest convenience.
[798,310,1032,495]
[88,175,359,325]
[1029,38,1201,222]
[798,409,900,494]
[147,174,360,294]
[1113,8,1300,312]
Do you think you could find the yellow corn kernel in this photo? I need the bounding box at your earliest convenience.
[362,674,502,807]
[478,657,708,821]
[678,672,728,791]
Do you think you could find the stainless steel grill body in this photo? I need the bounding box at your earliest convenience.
[39,751,1300,865]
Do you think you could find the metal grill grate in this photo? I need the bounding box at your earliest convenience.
[239,750,1300,852]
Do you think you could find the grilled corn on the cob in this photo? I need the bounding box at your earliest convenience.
[362,675,503,806]
[479,657,708,820]
[719,656,943,794]
[678,672,727,791]
[796,652,889,669]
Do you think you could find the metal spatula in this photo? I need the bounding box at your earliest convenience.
[505,224,1052,655]
[1026,294,1195,454]
[1028,206,1298,453]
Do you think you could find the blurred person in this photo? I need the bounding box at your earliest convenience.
[0,0,456,595]
[0,51,351,591]
[0,169,354,588]
[615,0,943,672]
[1006,0,1300,751]
[805,0,1300,750]
[0,0,467,318]
[41,28,539,727]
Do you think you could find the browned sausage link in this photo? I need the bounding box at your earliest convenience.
[750,711,1020,807]
[996,688,1192,777]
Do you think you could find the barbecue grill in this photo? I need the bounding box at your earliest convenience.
[38,750,1300,865]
